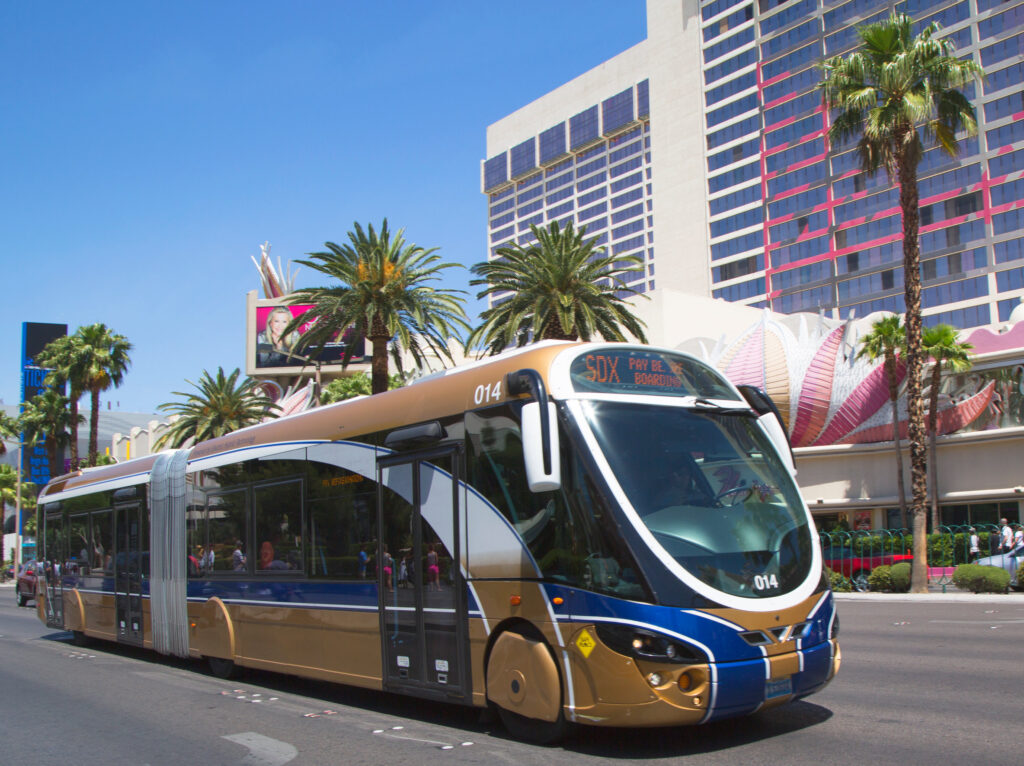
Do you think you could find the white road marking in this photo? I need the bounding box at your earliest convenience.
[223,732,297,766]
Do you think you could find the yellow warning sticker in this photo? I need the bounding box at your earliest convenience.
[575,628,596,658]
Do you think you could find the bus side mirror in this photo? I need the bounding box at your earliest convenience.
[521,401,561,493]
[737,385,796,477]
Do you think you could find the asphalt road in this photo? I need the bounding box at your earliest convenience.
[0,589,1021,765]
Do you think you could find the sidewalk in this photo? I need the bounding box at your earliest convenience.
[834,590,1024,603]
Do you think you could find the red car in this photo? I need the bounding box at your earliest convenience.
[822,545,913,592]
[15,560,39,607]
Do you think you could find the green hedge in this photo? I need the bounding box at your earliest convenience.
[952,564,1010,594]
[867,565,892,592]
[827,567,851,592]
[889,561,911,592]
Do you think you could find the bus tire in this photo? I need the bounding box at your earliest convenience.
[496,704,567,746]
[207,656,240,679]
[486,628,567,745]
[71,630,90,647]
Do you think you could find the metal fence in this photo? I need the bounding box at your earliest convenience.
[818,524,1019,591]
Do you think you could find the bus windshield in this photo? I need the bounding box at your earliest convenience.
[579,400,813,600]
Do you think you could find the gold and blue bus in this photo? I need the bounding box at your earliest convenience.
[34,342,839,743]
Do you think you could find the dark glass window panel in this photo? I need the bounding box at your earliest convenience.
[772,284,835,313]
[709,160,759,194]
[609,140,642,163]
[763,66,821,104]
[707,114,761,150]
[509,138,536,178]
[764,113,822,150]
[712,276,765,300]
[570,106,600,149]
[611,171,643,193]
[704,27,755,63]
[602,88,634,134]
[767,162,826,196]
[980,4,1024,39]
[995,236,1024,263]
[710,182,762,216]
[834,188,899,225]
[985,91,1024,122]
[611,203,644,224]
[702,0,747,22]
[761,19,818,60]
[706,94,758,129]
[637,79,650,117]
[982,32,1024,67]
[610,156,643,178]
[544,171,573,193]
[578,202,607,221]
[711,230,761,260]
[711,206,764,238]
[538,122,567,165]
[483,153,507,191]
[773,260,833,291]
[706,72,757,107]
[768,185,827,219]
[546,186,574,206]
[760,0,816,34]
[922,276,988,308]
[713,253,764,282]
[765,138,823,174]
[769,234,831,268]
[764,90,820,128]
[708,138,759,171]
[922,305,990,329]
[986,62,1024,96]
[826,11,887,55]
[577,172,606,192]
[705,47,758,85]
[548,200,574,220]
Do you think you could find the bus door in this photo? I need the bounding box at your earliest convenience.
[377,447,469,701]
[114,502,145,645]
[43,511,65,629]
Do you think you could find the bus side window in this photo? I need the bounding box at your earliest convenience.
[306,460,375,580]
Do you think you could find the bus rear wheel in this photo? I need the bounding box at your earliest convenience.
[207,656,240,679]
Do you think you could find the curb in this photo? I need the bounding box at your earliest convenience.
[834,591,1024,603]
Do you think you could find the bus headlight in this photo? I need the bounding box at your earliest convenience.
[596,624,706,664]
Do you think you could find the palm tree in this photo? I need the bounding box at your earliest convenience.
[75,324,133,466]
[156,367,279,449]
[820,13,982,592]
[0,410,19,456]
[467,220,648,356]
[857,315,908,528]
[921,323,973,530]
[0,464,36,518]
[20,389,81,480]
[285,220,469,395]
[35,334,89,469]
[319,372,404,404]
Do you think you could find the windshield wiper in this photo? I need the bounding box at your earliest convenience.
[688,397,754,416]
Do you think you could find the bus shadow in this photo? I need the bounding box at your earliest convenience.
[41,631,832,754]
[557,701,833,757]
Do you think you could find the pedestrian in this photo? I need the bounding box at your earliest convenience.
[969,527,980,562]
[1013,524,1024,554]
[999,518,1013,554]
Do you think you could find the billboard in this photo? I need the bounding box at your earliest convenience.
[246,292,368,376]
[21,322,68,489]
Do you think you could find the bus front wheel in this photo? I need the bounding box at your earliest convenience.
[486,629,567,745]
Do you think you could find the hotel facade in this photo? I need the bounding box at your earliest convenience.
[481,0,1024,530]
[482,0,1024,329]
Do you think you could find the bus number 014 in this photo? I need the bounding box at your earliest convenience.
[753,574,779,591]
[474,380,502,406]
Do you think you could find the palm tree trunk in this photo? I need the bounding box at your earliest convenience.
[898,143,929,594]
[89,386,101,466]
[46,436,60,479]
[369,315,391,395]
[928,362,943,531]
[886,354,908,528]
[69,395,80,469]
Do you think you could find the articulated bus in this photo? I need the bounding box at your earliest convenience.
[35,342,839,743]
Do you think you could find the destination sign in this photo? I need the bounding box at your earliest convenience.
[569,349,736,399]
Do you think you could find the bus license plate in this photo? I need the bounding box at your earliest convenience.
[765,676,792,699]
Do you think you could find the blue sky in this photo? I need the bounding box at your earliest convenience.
[1,0,646,413]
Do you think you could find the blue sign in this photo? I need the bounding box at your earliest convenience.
[20,322,67,491]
